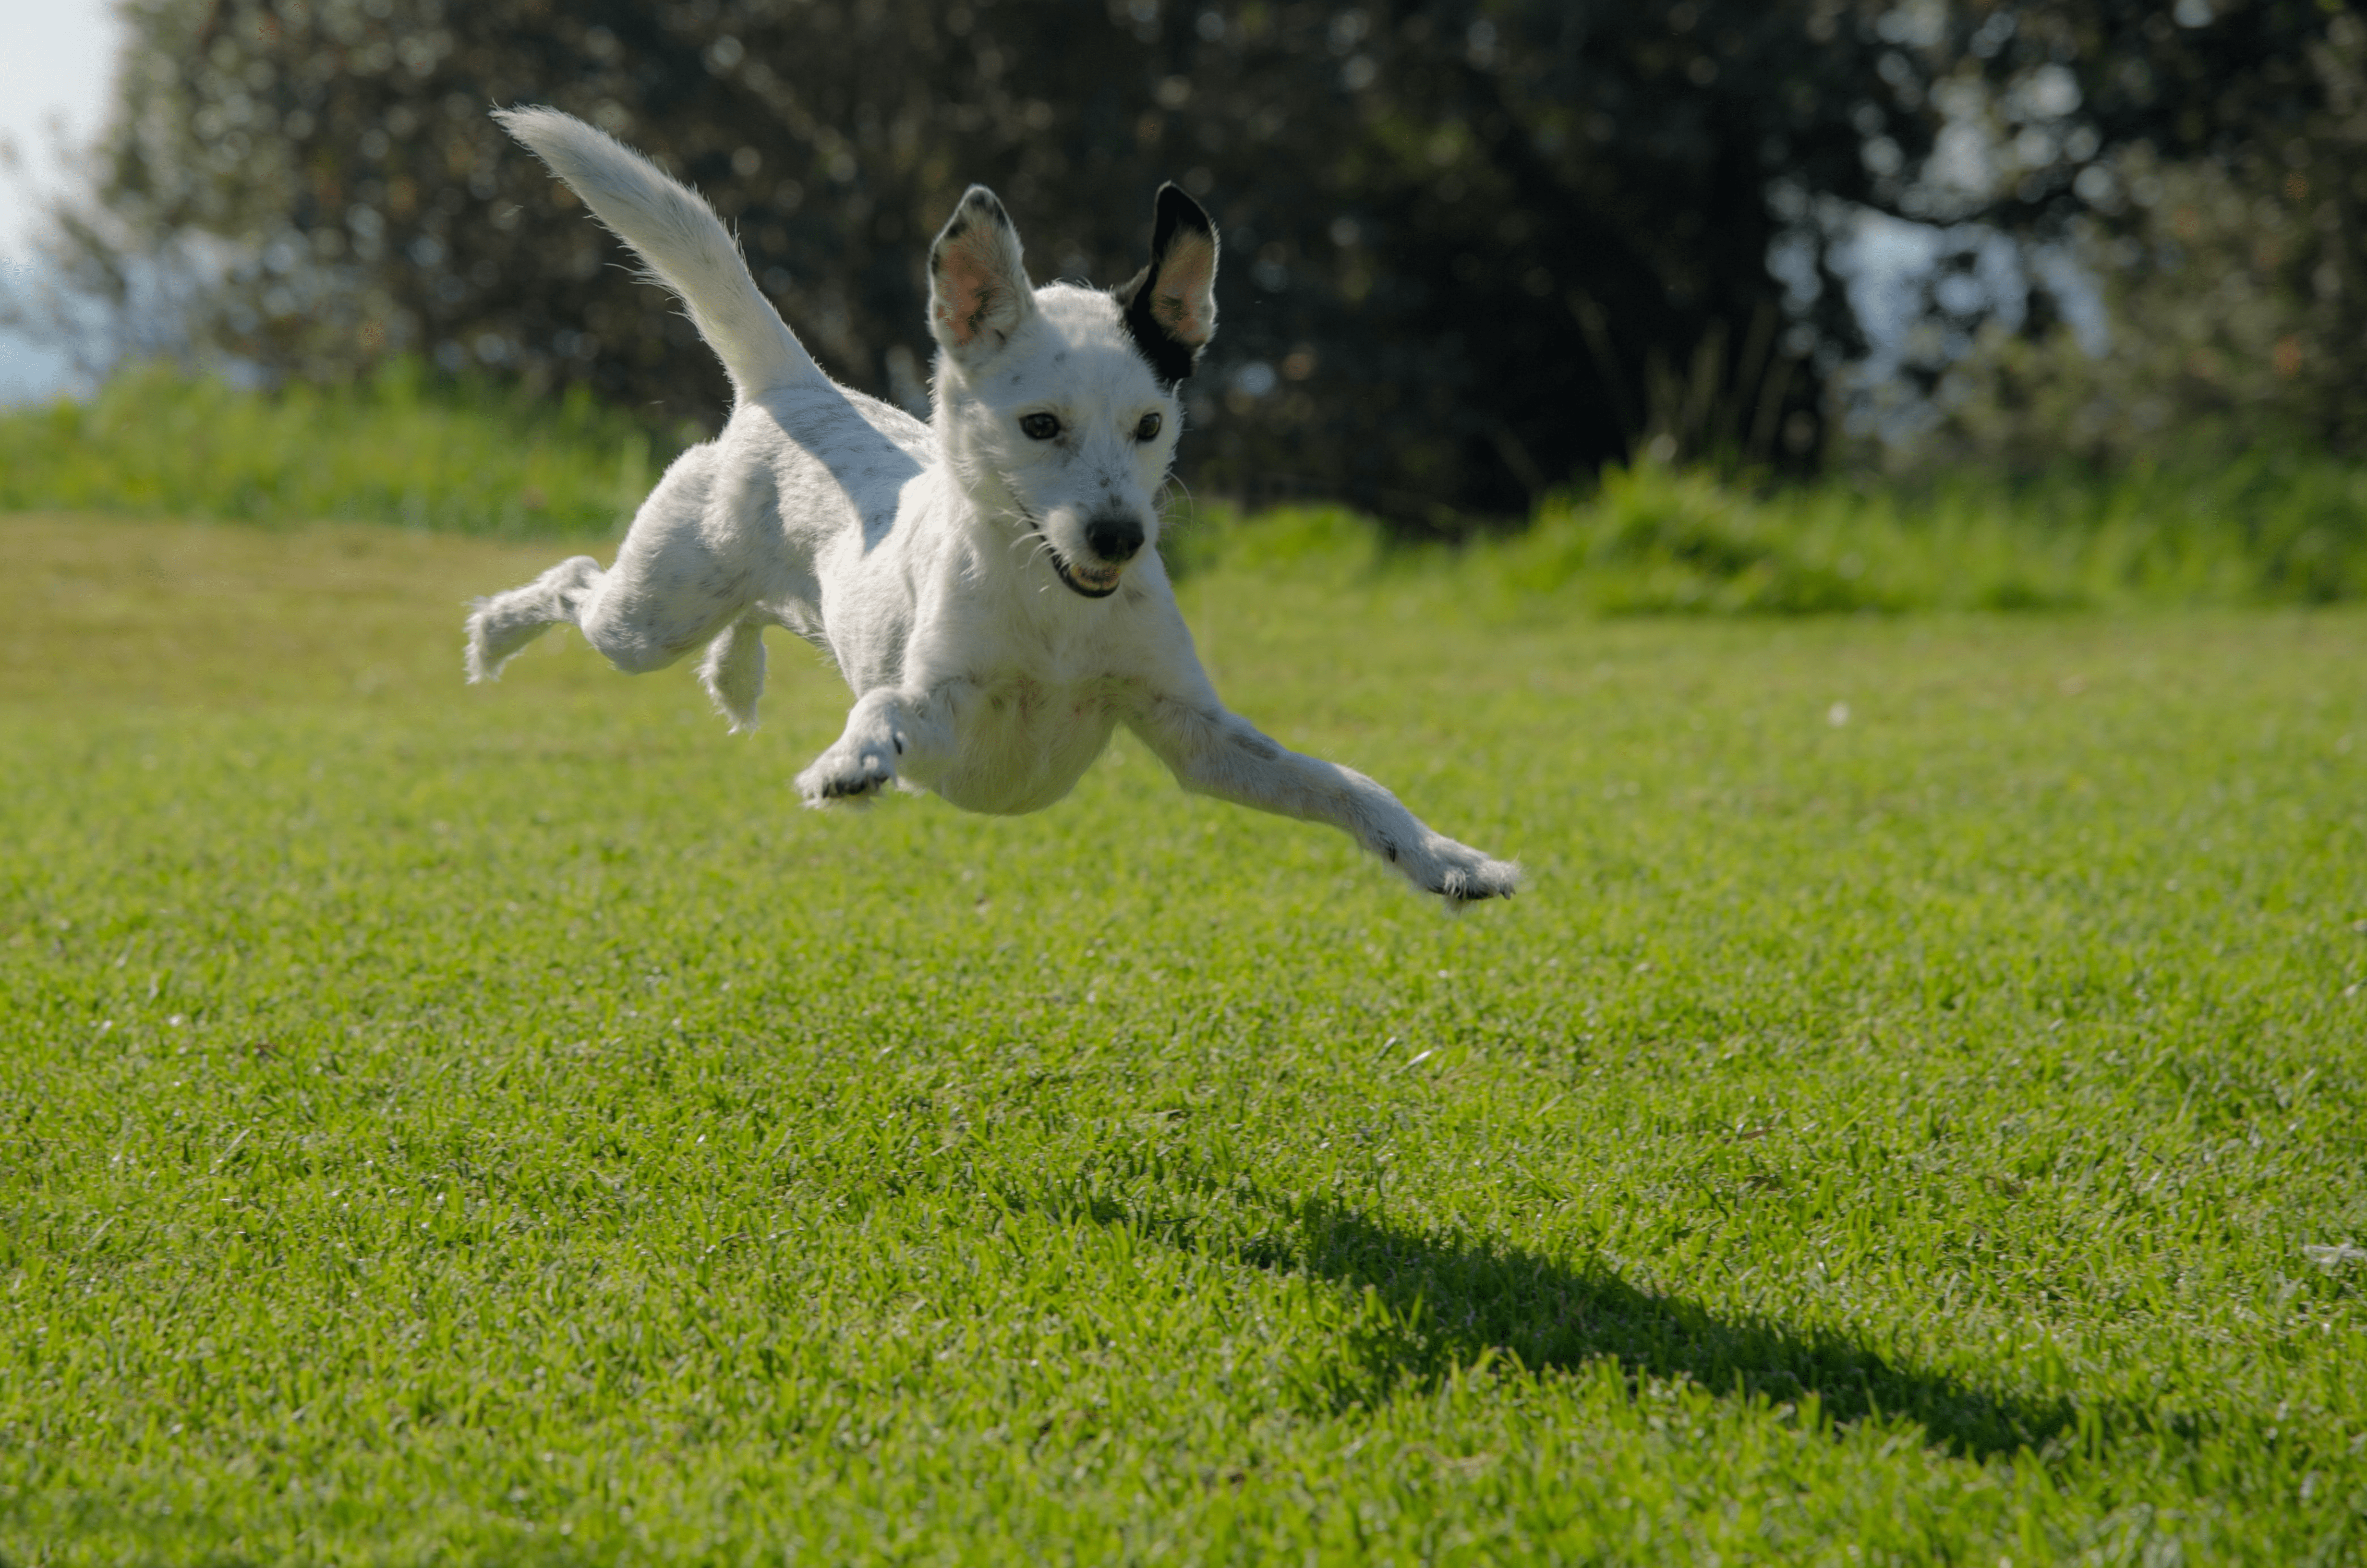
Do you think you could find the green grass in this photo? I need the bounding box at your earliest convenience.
[1173,457,2367,613]
[8,367,2367,609]
[0,364,682,539]
[3,512,2365,1565]
[1493,455,2367,611]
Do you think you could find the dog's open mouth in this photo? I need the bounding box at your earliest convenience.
[1042,538,1122,598]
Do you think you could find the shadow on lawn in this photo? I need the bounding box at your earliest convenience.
[1029,1171,2078,1461]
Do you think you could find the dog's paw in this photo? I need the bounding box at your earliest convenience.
[1394,833,1523,909]
[463,602,533,684]
[796,743,897,807]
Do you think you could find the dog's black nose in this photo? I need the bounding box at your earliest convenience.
[1084,516,1144,564]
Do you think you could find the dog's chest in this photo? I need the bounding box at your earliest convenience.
[929,668,1125,816]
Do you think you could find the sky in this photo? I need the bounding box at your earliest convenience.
[0,0,126,401]
[0,0,123,257]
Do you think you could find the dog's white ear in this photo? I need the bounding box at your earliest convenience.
[1115,184,1219,384]
[928,186,1035,363]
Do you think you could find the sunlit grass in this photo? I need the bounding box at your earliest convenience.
[1173,456,2367,613]
[2,512,2364,1565]
[0,362,682,539]
[6,366,2365,611]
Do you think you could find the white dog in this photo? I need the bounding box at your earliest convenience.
[466,107,1518,906]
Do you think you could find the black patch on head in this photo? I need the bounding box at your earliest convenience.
[1112,182,1215,387]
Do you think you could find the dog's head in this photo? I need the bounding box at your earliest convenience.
[926,183,1218,598]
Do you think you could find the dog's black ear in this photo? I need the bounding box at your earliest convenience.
[1113,183,1219,385]
[928,185,1036,364]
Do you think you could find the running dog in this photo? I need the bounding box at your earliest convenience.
[466,106,1519,906]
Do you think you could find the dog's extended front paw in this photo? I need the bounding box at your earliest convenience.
[796,743,897,806]
[1390,833,1522,909]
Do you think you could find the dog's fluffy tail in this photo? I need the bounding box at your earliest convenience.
[495,106,820,401]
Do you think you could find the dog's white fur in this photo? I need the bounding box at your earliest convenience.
[466,107,1518,906]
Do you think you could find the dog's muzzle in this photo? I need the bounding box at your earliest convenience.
[1049,548,1123,598]
[1039,515,1144,599]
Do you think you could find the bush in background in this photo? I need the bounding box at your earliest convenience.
[0,361,680,537]
[1174,457,2367,613]
[7,366,2362,612]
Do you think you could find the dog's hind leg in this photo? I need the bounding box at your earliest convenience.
[468,445,767,689]
[465,554,603,682]
[698,616,768,732]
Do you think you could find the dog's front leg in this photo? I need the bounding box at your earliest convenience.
[1128,696,1520,906]
[795,684,964,806]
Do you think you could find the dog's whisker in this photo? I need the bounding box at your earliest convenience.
[1014,532,1061,572]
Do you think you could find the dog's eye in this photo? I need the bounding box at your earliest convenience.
[1134,412,1163,442]
[1020,412,1061,441]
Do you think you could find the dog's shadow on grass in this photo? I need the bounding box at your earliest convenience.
[1028,1169,2078,1461]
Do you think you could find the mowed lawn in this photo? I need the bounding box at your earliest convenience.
[3,512,2364,1566]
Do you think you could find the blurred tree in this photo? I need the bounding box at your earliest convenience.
[59,0,1947,527]
[1839,0,2365,461]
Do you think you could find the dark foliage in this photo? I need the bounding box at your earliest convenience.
[61,0,2358,523]
[1840,1,2362,441]
[70,0,1944,530]
[1964,0,2352,225]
